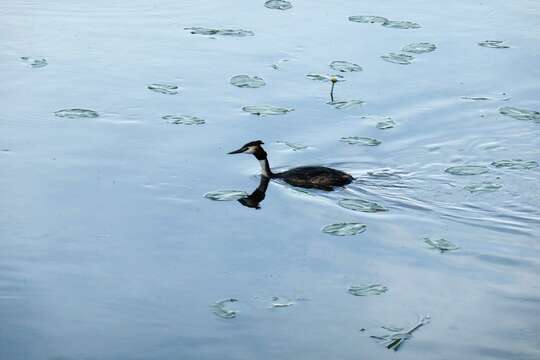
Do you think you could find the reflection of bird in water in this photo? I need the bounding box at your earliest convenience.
[228,140,353,191]
[237,175,270,209]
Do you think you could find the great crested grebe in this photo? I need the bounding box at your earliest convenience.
[228,140,353,191]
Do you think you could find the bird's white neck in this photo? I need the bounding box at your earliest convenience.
[259,159,272,178]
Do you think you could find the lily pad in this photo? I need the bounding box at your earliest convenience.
[370,315,431,351]
[147,84,179,95]
[348,284,388,296]
[184,27,254,37]
[54,108,99,119]
[402,42,436,54]
[464,182,502,193]
[270,296,294,308]
[444,165,489,175]
[162,115,205,125]
[322,222,367,236]
[21,56,48,68]
[306,73,345,82]
[204,190,248,201]
[276,141,308,151]
[212,298,239,319]
[338,198,387,213]
[499,106,540,121]
[230,75,266,88]
[340,137,381,146]
[264,0,292,10]
[348,15,388,24]
[376,119,396,129]
[382,20,421,29]
[329,60,362,72]
[491,159,539,170]
[242,105,293,116]
[461,93,510,101]
[478,40,509,49]
[424,238,458,252]
[381,52,414,65]
[328,100,365,109]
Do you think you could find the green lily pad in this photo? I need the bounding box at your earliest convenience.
[381,53,414,65]
[162,115,205,125]
[264,0,292,10]
[382,20,421,29]
[276,141,308,151]
[204,190,248,201]
[402,42,436,54]
[54,108,99,119]
[212,298,239,319]
[348,284,388,296]
[340,137,381,146]
[230,75,266,88]
[444,165,489,175]
[376,119,396,129]
[21,56,48,68]
[464,182,502,193]
[491,159,539,170]
[329,60,362,72]
[338,198,387,213]
[348,15,388,24]
[328,100,365,109]
[424,238,458,252]
[242,105,293,116]
[478,40,509,48]
[322,223,367,236]
[148,84,179,95]
[185,27,254,37]
[499,106,540,121]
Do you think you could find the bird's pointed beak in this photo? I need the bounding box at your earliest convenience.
[228,147,246,154]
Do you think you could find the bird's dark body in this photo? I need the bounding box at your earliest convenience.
[274,166,353,191]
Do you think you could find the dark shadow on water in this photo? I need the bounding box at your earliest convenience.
[237,175,270,210]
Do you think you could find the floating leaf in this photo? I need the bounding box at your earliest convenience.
[461,93,510,101]
[322,223,367,236]
[275,141,308,151]
[381,52,414,65]
[340,136,381,146]
[147,84,179,95]
[348,284,388,296]
[184,27,254,37]
[212,298,239,319]
[464,182,502,193]
[424,238,458,252]
[348,15,388,24]
[270,296,294,308]
[491,159,539,170]
[54,108,99,119]
[376,119,396,129]
[305,73,345,82]
[204,190,248,201]
[371,316,431,351]
[444,165,488,175]
[242,105,293,116]
[264,0,292,10]
[499,106,540,122]
[478,40,509,49]
[328,100,365,109]
[329,60,362,72]
[21,56,48,68]
[381,20,421,29]
[402,42,436,54]
[338,198,387,213]
[162,115,205,125]
[230,75,266,88]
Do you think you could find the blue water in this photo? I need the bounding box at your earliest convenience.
[1,1,539,359]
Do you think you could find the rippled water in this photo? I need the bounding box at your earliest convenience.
[1,1,539,359]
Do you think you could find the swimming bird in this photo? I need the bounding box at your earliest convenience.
[228,140,353,191]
